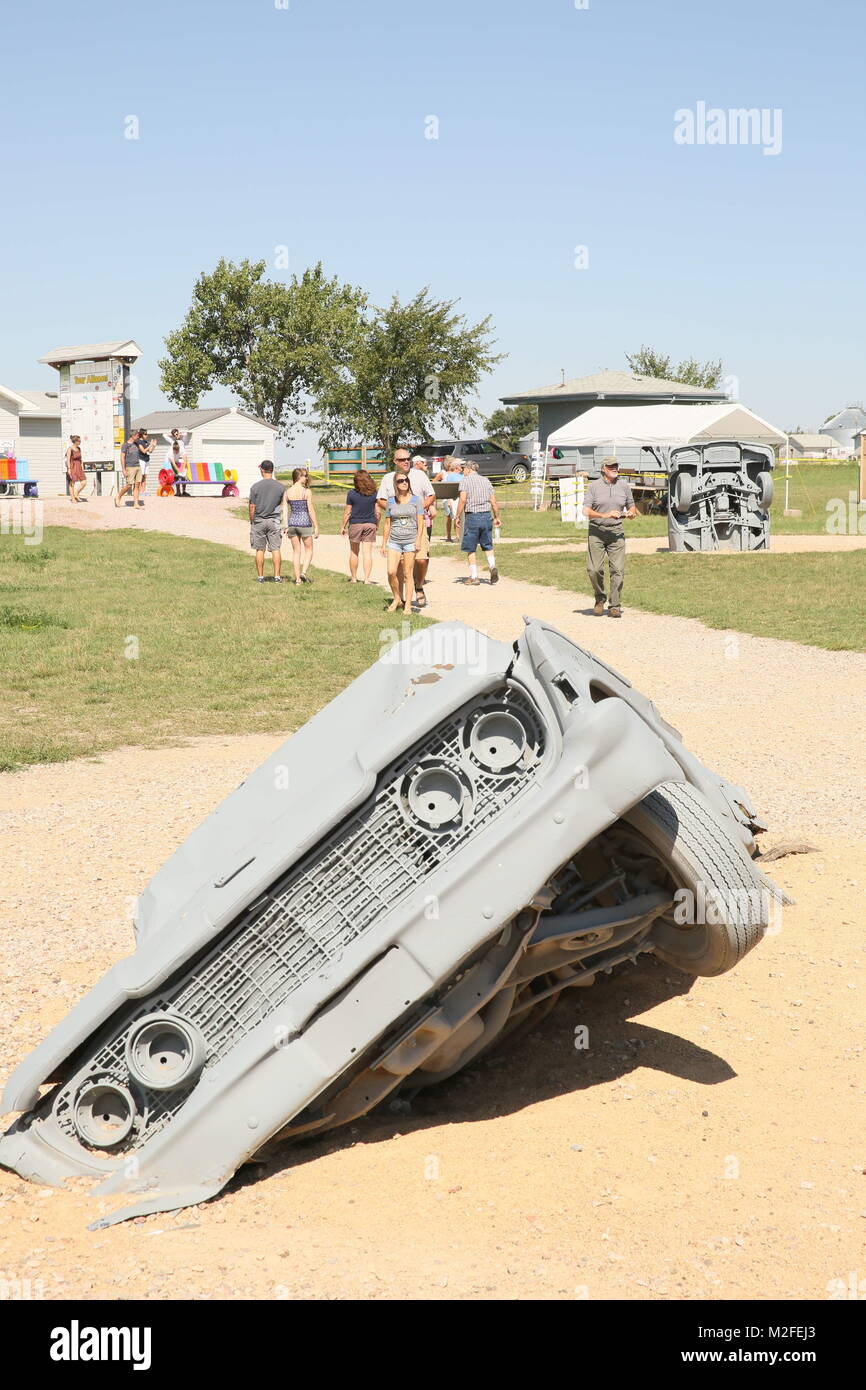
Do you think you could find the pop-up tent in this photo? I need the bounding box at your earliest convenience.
[547,402,786,451]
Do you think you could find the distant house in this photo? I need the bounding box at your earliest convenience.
[132,407,278,496]
[785,433,846,459]
[0,386,63,493]
[500,369,729,446]
[819,406,866,456]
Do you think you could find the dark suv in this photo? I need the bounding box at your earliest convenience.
[412,440,531,482]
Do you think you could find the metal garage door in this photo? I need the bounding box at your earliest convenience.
[20,417,65,496]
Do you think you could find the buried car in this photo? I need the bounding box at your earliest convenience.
[0,619,780,1226]
[646,439,776,552]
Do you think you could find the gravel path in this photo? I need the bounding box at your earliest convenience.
[37,495,866,840]
[0,496,862,1300]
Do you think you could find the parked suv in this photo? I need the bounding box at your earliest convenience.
[412,439,531,482]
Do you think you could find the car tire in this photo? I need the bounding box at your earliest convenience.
[622,781,768,977]
[756,471,773,508]
[510,463,529,483]
[672,472,693,512]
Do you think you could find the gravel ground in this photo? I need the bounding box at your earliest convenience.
[0,496,863,1300]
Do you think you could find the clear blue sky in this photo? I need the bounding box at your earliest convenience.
[2,0,863,462]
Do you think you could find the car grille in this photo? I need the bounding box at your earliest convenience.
[50,682,546,1152]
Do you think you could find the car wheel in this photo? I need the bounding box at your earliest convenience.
[672,472,693,512]
[756,471,773,508]
[622,781,768,977]
[510,463,529,483]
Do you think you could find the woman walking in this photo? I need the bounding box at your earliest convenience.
[380,472,424,613]
[339,469,378,582]
[282,467,319,584]
[65,435,87,502]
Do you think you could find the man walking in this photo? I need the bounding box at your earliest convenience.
[115,429,152,509]
[248,460,285,582]
[456,460,500,585]
[583,456,637,618]
[377,447,436,606]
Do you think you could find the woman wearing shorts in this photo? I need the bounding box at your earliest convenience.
[282,467,319,584]
[340,469,378,583]
[380,473,424,613]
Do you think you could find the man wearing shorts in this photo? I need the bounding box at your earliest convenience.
[377,448,436,606]
[248,460,285,582]
[115,429,151,509]
[456,460,500,585]
[115,428,155,511]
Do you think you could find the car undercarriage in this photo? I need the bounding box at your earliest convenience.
[1,618,780,1226]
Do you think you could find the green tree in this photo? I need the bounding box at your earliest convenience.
[625,346,723,389]
[159,259,367,439]
[314,289,502,454]
[483,403,538,450]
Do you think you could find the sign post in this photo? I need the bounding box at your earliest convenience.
[39,341,142,497]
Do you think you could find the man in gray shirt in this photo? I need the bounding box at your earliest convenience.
[583,456,637,618]
[248,460,286,582]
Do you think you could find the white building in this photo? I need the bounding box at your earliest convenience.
[0,386,63,494]
[132,407,278,495]
[785,433,846,459]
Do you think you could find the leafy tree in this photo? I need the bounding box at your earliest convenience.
[159,259,367,439]
[313,289,502,455]
[625,346,723,390]
[483,403,538,450]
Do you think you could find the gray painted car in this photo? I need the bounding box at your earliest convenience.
[413,440,532,481]
[0,619,779,1227]
[652,440,775,551]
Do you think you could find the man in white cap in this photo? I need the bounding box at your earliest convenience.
[583,456,637,617]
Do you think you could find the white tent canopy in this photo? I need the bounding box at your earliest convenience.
[547,402,786,450]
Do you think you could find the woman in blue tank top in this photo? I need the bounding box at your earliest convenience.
[282,467,319,584]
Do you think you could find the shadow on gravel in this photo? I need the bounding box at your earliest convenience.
[230,960,734,1194]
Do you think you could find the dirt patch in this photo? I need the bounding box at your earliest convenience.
[0,497,862,1299]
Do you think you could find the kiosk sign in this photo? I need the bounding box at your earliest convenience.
[58,358,127,472]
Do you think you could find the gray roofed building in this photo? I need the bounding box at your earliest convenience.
[12,390,62,417]
[501,369,727,405]
[785,432,843,456]
[39,340,143,365]
[500,369,729,445]
[132,406,274,433]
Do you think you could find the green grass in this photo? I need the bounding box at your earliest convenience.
[0,527,430,771]
[275,463,859,547]
[498,546,866,652]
